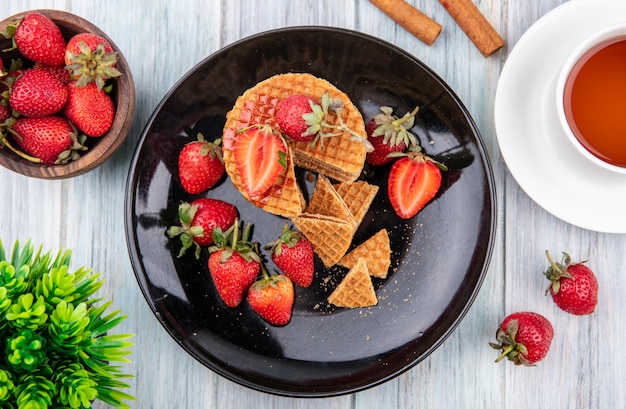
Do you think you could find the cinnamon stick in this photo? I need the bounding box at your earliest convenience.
[369,0,442,46]
[438,0,504,57]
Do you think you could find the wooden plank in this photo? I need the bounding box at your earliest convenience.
[2,0,625,408]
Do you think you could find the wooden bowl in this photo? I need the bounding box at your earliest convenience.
[0,9,135,179]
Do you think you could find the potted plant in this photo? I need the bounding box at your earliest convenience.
[0,239,134,408]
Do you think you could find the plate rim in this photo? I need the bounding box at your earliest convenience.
[124,25,497,397]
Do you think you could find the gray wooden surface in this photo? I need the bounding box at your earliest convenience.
[2,1,624,408]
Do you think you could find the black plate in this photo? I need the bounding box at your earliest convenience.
[125,27,496,397]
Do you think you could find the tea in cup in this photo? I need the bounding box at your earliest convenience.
[556,23,626,174]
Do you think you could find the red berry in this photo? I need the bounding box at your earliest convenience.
[208,221,261,308]
[33,63,71,85]
[65,33,114,66]
[387,150,445,219]
[178,134,225,194]
[491,312,554,366]
[0,104,9,123]
[265,224,314,288]
[248,272,294,326]
[9,69,68,118]
[544,251,599,315]
[11,116,75,164]
[275,94,317,141]
[65,33,121,89]
[365,118,407,166]
[166,198,237,258]
[366,106,419,166]
[64,82,115,137]
[13,13,66,67]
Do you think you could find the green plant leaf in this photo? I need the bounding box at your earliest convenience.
[0,239,136,408]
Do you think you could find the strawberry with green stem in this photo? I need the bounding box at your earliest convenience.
[167,198,237,259]
[387,146,447,219]
[265,223,314,288]
[3,13,66,67]
[7,116,86,164]
[208,220,262,308]
[279,92,374,151]
[178,133,224,194]
[65,33,121,90]
[247,267,294,326]
[490,312,554,366]
[544,250,599,315]
[275,94,317,142]
[366,106,419,166]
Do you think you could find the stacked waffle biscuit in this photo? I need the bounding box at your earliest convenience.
[222,73,368,218]
[222,72,390,308]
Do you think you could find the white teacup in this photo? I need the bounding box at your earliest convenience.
[555,22,626,174]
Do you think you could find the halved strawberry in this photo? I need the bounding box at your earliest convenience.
[233,125,287,200]
[387,149,446,219]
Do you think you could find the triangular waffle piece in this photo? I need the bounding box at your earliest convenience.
[222,73,367,215]
[328,258,378,308]
[307,175,356,228]
[339,229,391,279]
[292,213,354,267]
[258,147,306,218]
[333,180,379,225]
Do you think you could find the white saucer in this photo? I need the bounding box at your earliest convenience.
[495,0,626,233]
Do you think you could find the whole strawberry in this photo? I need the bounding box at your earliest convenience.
[0,104,9,123]
[7,13,66,67]
[64,82,115,137]
[248,269,294,326]
[9,69,68,118]
[178,133,225,194]
[208,221,261,308]
[33,63,71,85]
[276,92,374,151]
[65,32,121,89]
[10,116,82,164]
[265,223,314,287]
[366,106,419,166]
[490,312,554,366]
[544,251,599,315]
[167,198,237,259]
[275,94,318,141]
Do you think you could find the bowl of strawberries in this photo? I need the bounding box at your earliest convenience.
[0,9,135,179]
